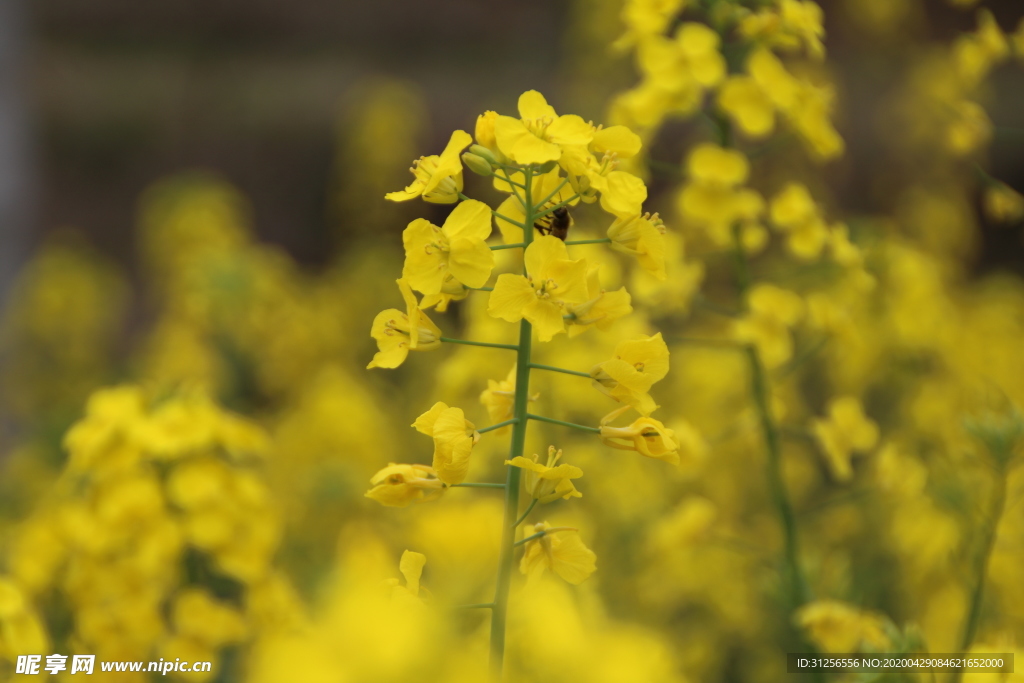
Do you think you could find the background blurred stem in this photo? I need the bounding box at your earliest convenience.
[954,463,1008,682]
[490,166,536,680]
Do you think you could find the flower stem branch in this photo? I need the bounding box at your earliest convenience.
[564,238,612,246]
[478,418,519,434]
[529,363,591,378]
[511,498,538,529]
[526,413,601,434]
[440,337,518,351]
[490,242,525,251]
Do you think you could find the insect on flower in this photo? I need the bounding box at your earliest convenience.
[534,206,572,241]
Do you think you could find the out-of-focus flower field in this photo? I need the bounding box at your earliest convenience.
[2,0,1024,681]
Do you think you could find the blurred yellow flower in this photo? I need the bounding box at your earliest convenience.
[590,333,670,416]
[413,402,480,485]
[983,182,1024,224]
[402,199,494,295]
[368,279,442,369]
[506,446,584,504]
[365,463,446,507]
[494,91,594,165]
[769,183,830,260]
[796,600,891,653]
[385,130,472,204]
[733,284,804,368]
[383,550,430,605]
[812,397,880,481]
[480,366,537,432]
[519,522,596,585]
[488,236,589,342]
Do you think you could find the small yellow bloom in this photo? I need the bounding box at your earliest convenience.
[519,522,596,585]
[812,397,879,481]
[769,183,830,260]
[367,279,442,369]
[983,182,1024,224]
[383,550,431,605]
[607,213,668,280]
[588,170,649,219]
[413,402,480,485]
[494,91,594,165]
[590,333,670,416]
[564,268,633,337]
[506,446,583,504]
[418,273,470,312]
[402,199,494,295]
[365,463,445,507]
[679,144,764,246]
[796,600,891,653]
[475,110,500,152]
[740,0,826,60]
[599,406,680,464]
[718,75,775,137]
[488,236,589,342]
[385,130,472,204]
[480,366,538,433]
[734,283,804,368]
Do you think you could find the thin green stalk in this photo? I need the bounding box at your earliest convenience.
[511,498,538,529]
[534,176,570,212]
[478,418,519,435]
[493,211,527,228]
[456,602,496,610]
[955,464,1009,679]
[514,530,547,547]
[491,242,525,251]
[490,167,535,680]
[526,413,601,434]
[532,196,582,222]
[529,363,591,379]
[564,237,611,246]
[440,337,518,351]
[467,286,494,292]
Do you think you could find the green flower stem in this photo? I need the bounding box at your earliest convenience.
[528,363,591,379]
[450,482,506,489]
[490,166,535,680]
[534,176,571,211]
[513,530,547,547]
[511,498,538,529]
[564,238,612,246]
[531,195,582,221]
[693,293,741,318]
[956,463,1009,674]
[526,413,601,434]
[774,336,829,379]
[440,337,518,351]
[492,210,527,228]
[732,228,810,610]
[490,242,525,251]
[467,286,494,292]
[456,602,496,610]
[478,419,518,435]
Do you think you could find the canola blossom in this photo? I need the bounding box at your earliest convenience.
[2,2,1024,682]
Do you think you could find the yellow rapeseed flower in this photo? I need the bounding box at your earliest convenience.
[480,366,538,433]
[385,130,472,204]
[402,199,494,295]
[488,236,589,342]
[679,143,764,246]
[769,183,830,259]
[383,550,431,605]
[733,284,804,368]
[368,279,442,369]
[983,182,1024,224]
[519,522,597,585]
[413,402,480,485]
[796,600,891,653]
[812,397,879,481]
[564,267,633,337]
[599,406,680,464]
[506,446,584,504]
[494,91,594,165]
[607,212,668,280]
[590,333,670,416]
[365,463,446,507]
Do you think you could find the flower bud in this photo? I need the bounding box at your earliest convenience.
[461,152,494,177]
